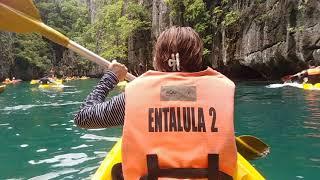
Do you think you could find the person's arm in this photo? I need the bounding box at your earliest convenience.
[74,71,125,128]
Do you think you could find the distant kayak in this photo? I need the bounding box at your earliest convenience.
[32,79,63,85]
[303,83,320,90]
[266,82,320,90]
[64,76,89,81]
[54,79,63,84]
[79,76,89,80]
[2,79,22,85]
[0,85,5,93]
[30,80,39,85]
[38,84,64,89]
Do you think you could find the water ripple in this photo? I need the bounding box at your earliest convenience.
[28,153,95,167]
[29,169,79,180]
[20,144,29,148]
[80,134,120,142]
[0,101,82,111]
[266,82,303,89]
[71,144,90,150]
[36,149,47,153]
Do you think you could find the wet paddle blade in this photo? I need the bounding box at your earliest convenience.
[236,135,270,160]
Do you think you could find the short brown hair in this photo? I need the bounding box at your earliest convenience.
[154,26,203,72]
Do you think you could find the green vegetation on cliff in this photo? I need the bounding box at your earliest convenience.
[0,0,149,80]
[83,0,150,61]
[1,0,319,80]
[165,0,240,61]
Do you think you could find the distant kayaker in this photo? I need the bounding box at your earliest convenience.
[39,76,53,84]
[304,66,320,84]
[3,78,11,84]
[49,68,56,79]
[284,66,320,84]
[74,26,237,179]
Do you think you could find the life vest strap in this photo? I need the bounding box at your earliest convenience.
[111,163,124,180]
[140,154,233,180]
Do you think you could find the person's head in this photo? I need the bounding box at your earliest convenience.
[153,26,204,72]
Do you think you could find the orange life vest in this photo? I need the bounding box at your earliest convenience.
[122,67,237,180]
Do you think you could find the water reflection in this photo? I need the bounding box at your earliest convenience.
[236,82,320,179]
[303,91,320,138]
[1,80,320,179]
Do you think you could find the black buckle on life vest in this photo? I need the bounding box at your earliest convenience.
[140,154,233,180]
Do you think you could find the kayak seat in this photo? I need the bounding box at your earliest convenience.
[140,154,233,180]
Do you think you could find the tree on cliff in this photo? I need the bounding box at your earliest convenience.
[0,0,150,80]
[83,0,150,65]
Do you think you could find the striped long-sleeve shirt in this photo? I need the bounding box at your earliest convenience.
[74,71,125,128]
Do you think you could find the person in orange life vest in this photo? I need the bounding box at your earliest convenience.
[74,26,237,179]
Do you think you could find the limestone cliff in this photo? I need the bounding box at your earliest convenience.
[1,0,319,80]
[129,0,320,80]
[218,0,320,79]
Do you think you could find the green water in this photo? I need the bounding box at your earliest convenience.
[0,80,319,179]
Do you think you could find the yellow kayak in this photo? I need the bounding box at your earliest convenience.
[38,84,64,89]
[303,83,320,90]
[54,79,63,84]
[0,85,6,93]
[116,81,128,91]
[79,76,89,80]
[30,80,39,84]
[32,79,63,85]
[92,138,265,180]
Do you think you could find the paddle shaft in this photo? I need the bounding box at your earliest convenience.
[68,41,136,81]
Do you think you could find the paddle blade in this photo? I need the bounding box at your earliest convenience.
[0,0,40,20]
[236,135,270,160]
[0,0,40,33]
[0,1,69,46]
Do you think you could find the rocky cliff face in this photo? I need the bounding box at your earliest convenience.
[130,0,320,80]
[151,0,171,39]
[127,0,171,76]
[218,0,320,79]
[1,0,319,80]
[0,32,14,79]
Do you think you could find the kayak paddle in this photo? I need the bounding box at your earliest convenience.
[236,135,270,160]
[0,0,135,81]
